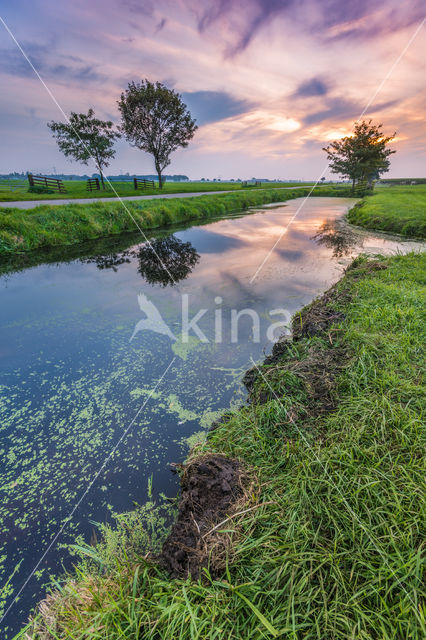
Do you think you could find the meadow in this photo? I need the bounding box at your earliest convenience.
[347,184,426,238]
[0,180,315,202]
[24,251,426,639]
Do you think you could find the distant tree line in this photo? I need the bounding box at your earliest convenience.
[0,172,189,182]
[105,173,189,182]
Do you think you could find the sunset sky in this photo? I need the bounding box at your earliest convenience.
[0,0,425,179]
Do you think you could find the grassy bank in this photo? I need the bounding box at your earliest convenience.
[23,251,425,639]
[0,181,315,202]
[347,184,426,238]
[0,185,347,255]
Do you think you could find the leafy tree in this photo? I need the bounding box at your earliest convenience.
[48,109,120,189]
[323,120,395,193]
[118,80,197,188]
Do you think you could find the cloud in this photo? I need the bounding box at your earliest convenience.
[194,0,425,55]
[155,17,167,32]
[119,0,154,15]
[303,97,401,126]
[321,0,425,40]
[294,78,328,97]
[182,90,254,125]
[0,41,105,84]
[197,0,294,56]
[0,42,49,78]
[303,97,359,126]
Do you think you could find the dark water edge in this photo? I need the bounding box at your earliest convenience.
[0,211,251,278]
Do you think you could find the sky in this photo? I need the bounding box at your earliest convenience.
[0,0,425,179]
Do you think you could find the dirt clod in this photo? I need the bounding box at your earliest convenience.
[292,286,347,340]
[161,455,245,579]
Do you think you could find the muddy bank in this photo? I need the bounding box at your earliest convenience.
[160,455,247,579]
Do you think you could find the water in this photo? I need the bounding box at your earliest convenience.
[0,197,422,636]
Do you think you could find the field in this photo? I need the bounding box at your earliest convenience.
[24,252,426,639]
[0,185,349,255]
[0,180,315,202]
[347,184,426,238]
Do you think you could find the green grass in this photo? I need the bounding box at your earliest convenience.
[0,180,316,202]
[23,252,426,639]
[0,185,348,255]
[347,184,426,238]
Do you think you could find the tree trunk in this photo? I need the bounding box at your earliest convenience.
[99,170,106,190]
[352,178,355,194]
[155,161,163,189]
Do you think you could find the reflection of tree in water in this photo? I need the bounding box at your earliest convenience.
[81,250,134,272]
[137,236,200,286]
[312,219,361,258]
[80,235,200,285]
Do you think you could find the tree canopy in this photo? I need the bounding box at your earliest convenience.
[118,80,197,188]
[323,120,396,192]
[48,109,120,189]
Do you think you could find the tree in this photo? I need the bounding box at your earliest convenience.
[48,109,120,189]
[323,120,395,193]
[117,80,197,188]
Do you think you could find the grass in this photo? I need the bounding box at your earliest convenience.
[0,185,349,255]
[0,180,316,202]
[22,252,426,639]
[347,184,426,238]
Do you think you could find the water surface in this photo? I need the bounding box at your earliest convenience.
[0,197,422,636]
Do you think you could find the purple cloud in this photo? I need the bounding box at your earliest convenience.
[194,0,425,55]
[182,91,254,125]
[294,78,329,97]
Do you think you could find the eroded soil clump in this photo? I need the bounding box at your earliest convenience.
[161,455,246,579]
[291,287,347,341]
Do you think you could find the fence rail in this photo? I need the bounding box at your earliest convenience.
[133,178,155,190]
[28,174,66,193]
[86,178,100,192]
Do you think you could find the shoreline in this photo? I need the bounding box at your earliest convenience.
[24,250,425,638]
[347,184,426,239]
[0,186,351,256]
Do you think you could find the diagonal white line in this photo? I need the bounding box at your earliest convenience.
[249,16,425,284]
[0,357,176,626]
[0,15,178,287]
[356,17,426,122]
[248,356,419,611]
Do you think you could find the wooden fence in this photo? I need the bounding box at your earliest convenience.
[86,178,100,191]
[28,174,66,193]
[133,178,155,190]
